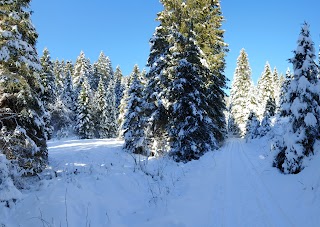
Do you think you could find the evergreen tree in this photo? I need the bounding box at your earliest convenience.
[257,62,277,119]
[50,97,73,139]
[228,49,252,137]
[104,77,118,138]
[118,76,131,138]
[274,23,320,174]
[166,32,218,161]
[144,0,228,158]
[273,67,281,112]
[187,0,229,143]
[279,68,293,117]
[40,48,56,108]
[259,111,271,137]
[93,77,109,138]
[75,78,95,139]
[114,66,124,109]
[39,48,56,139]
[73,51,91,99]
[245,111,260,140]
[50,61,75,138]
[247,81,259,115]
[122,65,148,155]
[92,52,113,91]
[0,0,47,174]
[53,59,65,97]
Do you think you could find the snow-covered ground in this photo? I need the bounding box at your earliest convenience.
[1,137,319,227]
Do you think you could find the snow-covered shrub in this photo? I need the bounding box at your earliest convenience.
[0,154,21,207]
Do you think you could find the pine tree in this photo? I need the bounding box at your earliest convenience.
[187,0,229,143]
[273,67,281,112]
[274,22,320,174]
[228,49,253,137]
[92,52,113,91]
[53,60,65,97]
[94,77,109,138]
[166,32,218,161]
[122,65,148,155]
[73,51,92,99]
[114,66,124,113]
[50,61,75,138]
[144,24,172,154]
[245,111,260,140]
[257,62,277,120]
[104,77,118,138]
[279,68,293,117]
[259,111,271,137]
[0,0,47,174]
[75,78,95,139]
[40,48,56,139]
[50,97,73,138]
[144,0,228,158]
[40,48,56,108]
[118,76,131,138]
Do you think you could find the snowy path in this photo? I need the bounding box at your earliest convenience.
[1,138,319,227]
[154,138,294,227]
[220,138,293,227]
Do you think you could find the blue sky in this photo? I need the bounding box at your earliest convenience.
[31,0,320,88]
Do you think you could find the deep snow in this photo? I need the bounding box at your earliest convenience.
[1,137,319,227]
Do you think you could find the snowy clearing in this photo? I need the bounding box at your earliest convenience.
[1,137,319,227]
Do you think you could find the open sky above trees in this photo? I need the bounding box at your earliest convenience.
[30,0,320,85]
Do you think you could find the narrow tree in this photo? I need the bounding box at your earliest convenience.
[228,49,253,136]
[75,78,95,139]
[257,62,277,120]
[40,48,56,139]
[279,68,293,117]
[122,65,148,155]
[93,77,109,138]
[114,66,124,113]
[245,111,260,140]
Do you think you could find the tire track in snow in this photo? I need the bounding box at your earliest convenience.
[222,138,278,227]
[237,140,295,227]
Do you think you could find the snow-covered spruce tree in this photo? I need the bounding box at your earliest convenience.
[73,51,92,99]
[40,48,56,139]
[187,0,229,143]
[92,51,113,91]
[144,0,228,158]
[75,78,95,139]
[273,67,281,112]
[114,66,124,112]
[49,97,73,139]
[104,76,118,138]
[49,60,75,138]
[228,48,252,136]
[118,76,132,138]
[0,0,48,175]
[93,77,111,138]
[166,31,219,161]
[245,111,260,140]
[273,22,320,174]
[53,59,65,97]
[122,65,149,155]
[279,68,293,117]
[259,111,271,137]
[144,24,172,155]
[247,81,259,115]
[256,62,277,120]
